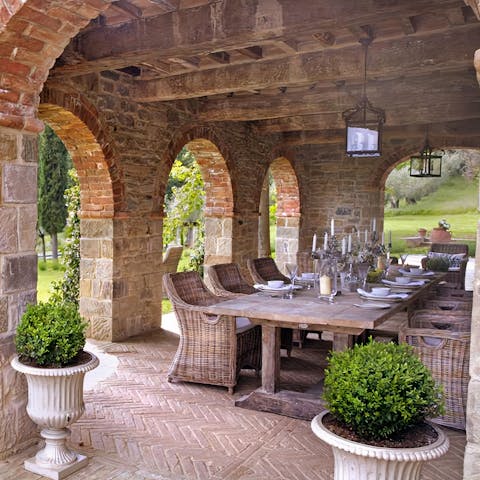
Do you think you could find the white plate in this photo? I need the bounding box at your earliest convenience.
[357,288,408,302]
[354,302,392,309]
[254,284,302,292]
[399,269,434,277]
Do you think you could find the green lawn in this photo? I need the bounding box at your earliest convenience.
[37,261,64,302]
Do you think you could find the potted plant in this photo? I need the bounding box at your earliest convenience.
[430,219,452,243]
[311,339,449,480]
[11,301,99,479]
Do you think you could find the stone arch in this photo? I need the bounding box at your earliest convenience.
[37,100,116,342]
[0,0,112,132]
[161,129,234,267]
[269,156,300,271]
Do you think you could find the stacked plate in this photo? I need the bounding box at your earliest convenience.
[382,279,425,291]
[398,269,434,279]
[356,288,408,303]
[254,284,302,295]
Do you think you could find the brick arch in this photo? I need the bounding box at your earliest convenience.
[160,129,235,266]
[0,0,112,133]
[38,101,116,218]
[269,156,300,271]
[159,128,234,218]
[269,156,300,217]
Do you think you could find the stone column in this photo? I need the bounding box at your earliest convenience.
[0,128,38,459]
[275,216,300,274]
[204,216,233,267]
[258,176,271,258]
[464,217,480,479]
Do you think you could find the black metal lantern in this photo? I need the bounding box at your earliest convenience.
[343,37,385,157]
[409,132,443,178]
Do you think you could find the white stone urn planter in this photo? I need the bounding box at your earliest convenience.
[11,351,99,480]
[311,410,449,480]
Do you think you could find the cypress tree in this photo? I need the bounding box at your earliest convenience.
[38,125,72,259]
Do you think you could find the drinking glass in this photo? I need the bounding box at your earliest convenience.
[286,264,298,299]
[400,253,409,266]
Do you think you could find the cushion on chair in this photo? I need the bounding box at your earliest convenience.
[236,316,254,333]
[427,251,466,271]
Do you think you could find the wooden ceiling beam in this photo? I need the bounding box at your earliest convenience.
[131,26,480,102]
[55,0,465,70]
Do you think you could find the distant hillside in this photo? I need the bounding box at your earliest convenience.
[385,175,479,216]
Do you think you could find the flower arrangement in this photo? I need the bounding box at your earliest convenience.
[438,219,450,231]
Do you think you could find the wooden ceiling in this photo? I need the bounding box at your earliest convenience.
[49,0,480,144]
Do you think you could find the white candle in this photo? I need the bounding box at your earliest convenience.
[324,232,328,250]
[330,218,335,236]
[372,218,376,233]
[341,237,346,256]
[381,231,385,245]
[365,229,368,243]
[348,234,352,253]
[320,275,332,295]
[312,233,317,252]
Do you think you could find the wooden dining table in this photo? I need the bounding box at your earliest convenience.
[203,275,445,420]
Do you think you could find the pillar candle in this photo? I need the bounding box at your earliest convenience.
[312,233,317,252]
[341,237,346,256]
[320,275,332,295]
[364,229,368,243]
[347,234,352,253]
[324,232,328,250]
[372,217,376,233]
[330,218,335,236]
[381,231,385,245]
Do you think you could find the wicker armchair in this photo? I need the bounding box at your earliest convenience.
[207,263,256,298]
[163,271,261,394]
[399,328,470,430]
[247,257,290,285]
[409,309,471,332]
[421,243,469,289]
[208,262,293,356]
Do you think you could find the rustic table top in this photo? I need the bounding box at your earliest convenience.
[203,275,445,333]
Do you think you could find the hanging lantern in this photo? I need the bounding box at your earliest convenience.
[409,130,443,178]
[343,37,385,157]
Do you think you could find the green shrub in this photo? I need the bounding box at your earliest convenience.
[15,301,87,367]
[38,261,47,272]
[323,339,443,440]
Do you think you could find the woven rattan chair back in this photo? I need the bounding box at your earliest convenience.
[399,328,470,430]
[208,263,256,297]
[247,257,290,284]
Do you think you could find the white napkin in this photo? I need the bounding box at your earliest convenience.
[382,279,425,287]
[357,288,408,299]
[399,269,434,276]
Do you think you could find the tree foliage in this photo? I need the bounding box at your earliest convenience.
[163,147,205,246]
[385,150,468,208]
[38,125,72,257]
[51,169,80,306]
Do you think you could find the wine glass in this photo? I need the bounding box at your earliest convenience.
[286,264,298,299]
[400,253,409,266]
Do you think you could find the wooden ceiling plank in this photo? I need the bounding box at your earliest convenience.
[112,0,143,18]
[237,46,263,60]
[400,16,416,34]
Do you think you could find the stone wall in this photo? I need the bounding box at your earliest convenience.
[0,127,38,458]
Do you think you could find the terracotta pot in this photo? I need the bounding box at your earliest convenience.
[11,352,99,479]
[311,410,449,480]
[430,228,451,243]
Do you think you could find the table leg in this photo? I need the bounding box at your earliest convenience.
[332,333,354,351]
[261,325,280,394]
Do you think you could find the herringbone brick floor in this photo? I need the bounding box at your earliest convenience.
[1,329,465,480]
